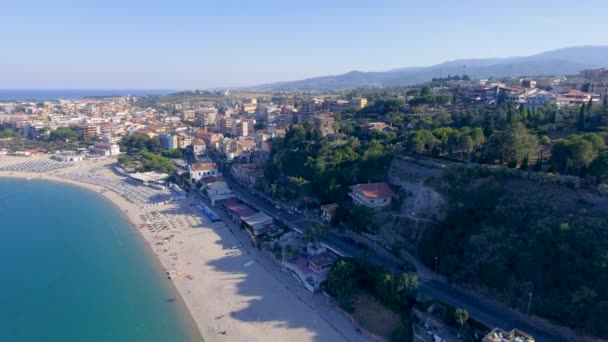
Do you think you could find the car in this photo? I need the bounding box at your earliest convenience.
[397,263,408,271]
[275,204,282,210]
[342,236,355,244]
[287,210,294,215]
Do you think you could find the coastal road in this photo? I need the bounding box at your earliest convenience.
[213,160,568,342]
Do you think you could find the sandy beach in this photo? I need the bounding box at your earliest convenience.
[0,155,360,342]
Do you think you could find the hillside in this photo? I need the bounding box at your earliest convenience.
[250,46,608,91]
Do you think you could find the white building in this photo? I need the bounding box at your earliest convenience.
[89,142,121,156]
[192,138,206,155]
[189,162,219,182]
[349,182,395,209]
[52,151,84,162]
[526,90,558,110]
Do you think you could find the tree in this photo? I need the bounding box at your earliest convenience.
[455,308,469,333]
[485,122,538,165]
[302,223,327,246]
[578,104,587,131]
[325,258,358,300]
[551,135,598,175]
[589,152,608,183]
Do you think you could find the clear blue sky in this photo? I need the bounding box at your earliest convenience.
[2,0,607,89]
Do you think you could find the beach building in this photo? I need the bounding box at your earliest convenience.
[199,175,236,205]
[51,151,84,162]
[217,198,278,238]
[88,142,121,156]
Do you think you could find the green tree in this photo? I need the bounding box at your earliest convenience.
[326,258,358,300]
[589,152,608,183]
[551,136,597,175]
[302,223,327,246]
[485,122,538,165]
[578,104,587,131]
[455,308,469,332]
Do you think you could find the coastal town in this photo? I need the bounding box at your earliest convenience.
[2,68,608,342]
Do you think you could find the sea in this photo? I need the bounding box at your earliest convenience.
[0,89,176,101]
[0,178,201,342]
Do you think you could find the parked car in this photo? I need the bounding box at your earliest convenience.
[287,210,294,215]
[275,204,282,210]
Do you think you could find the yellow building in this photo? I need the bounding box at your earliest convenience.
[350,97,368,109]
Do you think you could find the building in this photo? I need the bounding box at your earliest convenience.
[189,162,219,182]
[482,328,534,342]
[89,142,121,156]
[192,138,206,155]
[82,124,100,141]
[349,182,395,209]
[525,90,558,110]
[350,97,368,109]
[588,82,608,104]
[159,133,178,150]
[580,68,608,81]
[281,244,338,292]
[231,163,263,187]
[199,175,236,205]
[176,134,193,149]
[314,112,335,137]
[557,89,597,107]
[51,151,84,162]
[320,203,339,223]
[519,79,537,89]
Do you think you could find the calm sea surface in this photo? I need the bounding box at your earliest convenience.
[0,178,201,342]
[0,89,175,101]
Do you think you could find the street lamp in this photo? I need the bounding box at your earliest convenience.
[434,256,439,280]
[526,292,533,316]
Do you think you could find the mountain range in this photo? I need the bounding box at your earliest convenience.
[248,46,608,91]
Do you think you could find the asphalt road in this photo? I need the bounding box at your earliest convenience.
[212,159,568,342]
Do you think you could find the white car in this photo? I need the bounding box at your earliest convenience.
[275,204,282,210]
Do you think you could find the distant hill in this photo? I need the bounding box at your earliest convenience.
[249,46,608,91]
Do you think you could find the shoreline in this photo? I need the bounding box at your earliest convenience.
[0,171,204,342]
[0,156,353,342]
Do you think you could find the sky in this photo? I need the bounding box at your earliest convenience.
[1,0,608,90]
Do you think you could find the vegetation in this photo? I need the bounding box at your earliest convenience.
[265,123,393,203]
[118,134,174,174]
[325,258,418,312]
[418,167,608,338]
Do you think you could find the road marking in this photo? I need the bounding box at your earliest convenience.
[243,261,254,268]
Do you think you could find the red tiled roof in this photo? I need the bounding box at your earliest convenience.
[353,183,395,199]
[221,198,258,218]
[191,162,216,171]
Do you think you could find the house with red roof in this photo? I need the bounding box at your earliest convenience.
[349,182,396,209]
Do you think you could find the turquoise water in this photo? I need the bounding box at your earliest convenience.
[0,178,201,342]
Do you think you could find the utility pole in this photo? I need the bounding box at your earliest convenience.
[527,292,533,316]
[434,256,439,280]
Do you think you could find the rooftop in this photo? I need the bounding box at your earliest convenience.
[308,252,337,268]
[351,182,395,199]
[221,198,258,218]
[191,162,216,171]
